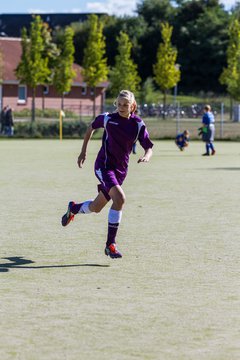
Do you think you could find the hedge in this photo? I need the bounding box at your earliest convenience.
[13,120,88,138]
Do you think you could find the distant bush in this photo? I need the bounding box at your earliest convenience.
[14,120,87,138]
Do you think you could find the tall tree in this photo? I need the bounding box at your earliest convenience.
[82,14,108,118]
[109,31,140,96]
[219,19,240,101]
[174,0,229,93]
[41,22,59,111]
[153,22,180,113]
[16,16,50,121]
[53,26,76,110]
[137,0,176,27]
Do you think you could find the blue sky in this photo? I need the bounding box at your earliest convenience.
[0,0,236,16]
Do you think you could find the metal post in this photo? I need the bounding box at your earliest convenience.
[220,102,224,139]
[174,83,178,105]
[59,110,65,141]
[176,101,180,135]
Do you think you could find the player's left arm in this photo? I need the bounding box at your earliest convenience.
[137,123,154,163]
[138,147,153,163]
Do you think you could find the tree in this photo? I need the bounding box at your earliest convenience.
[174,0,229,93]
[82,14,108,118]
[140,77,161,104]
[219,19,240,101]
[53,26,76,110]
[41,23,59,111]
[153,22,180,114]
[65,20,91,66]
[137,0,176,27]
[136,0,176,82]
[109,31,140,96]
[103,15,147,68]
[16,16,50,122]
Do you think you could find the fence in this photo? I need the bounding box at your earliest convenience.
[134,102,240,140]
[13,101,240,140]
[141,102,240,140]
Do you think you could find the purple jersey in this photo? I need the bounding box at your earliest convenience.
[91,112,153,173]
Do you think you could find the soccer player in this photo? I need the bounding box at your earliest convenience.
[61,90,154,259]
[201,104,216,156]
[175,130,190,151]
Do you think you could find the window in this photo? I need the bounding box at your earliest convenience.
[18,85,27,104]
[90,87,94,96]
[43,85,49,95]
[81,87,87,95]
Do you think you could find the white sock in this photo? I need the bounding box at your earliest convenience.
[79,200,93,214]
[108,209,122,224]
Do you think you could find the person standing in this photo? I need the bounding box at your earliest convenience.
[4,106,14,136]
[61,90,154,259]
[201,104,216,156]
[0,106,7,134]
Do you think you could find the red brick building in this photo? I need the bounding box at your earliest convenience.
[0,37,108,115]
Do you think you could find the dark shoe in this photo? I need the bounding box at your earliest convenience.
[211,149,216,155]
[202,153,210,156]
[105,243,122,259]
[61,201,75,226]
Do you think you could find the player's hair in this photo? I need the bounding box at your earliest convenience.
[114,90,137,114]
[204,104,211,112]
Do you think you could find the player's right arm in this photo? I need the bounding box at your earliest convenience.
[77,124,95,168]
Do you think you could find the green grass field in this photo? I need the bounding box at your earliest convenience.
[1,139,240,360]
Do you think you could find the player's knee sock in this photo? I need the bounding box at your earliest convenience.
[106,209,122,246]
[206,143,210,154]
[209,143,215,151]
[71,200,93,214]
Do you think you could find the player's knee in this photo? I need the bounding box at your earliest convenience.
[114,192,126,208]
[89,202,102,213]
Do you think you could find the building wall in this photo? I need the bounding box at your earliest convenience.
[2,84,105,115]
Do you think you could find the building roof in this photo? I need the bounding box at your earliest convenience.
[0,37,108,88]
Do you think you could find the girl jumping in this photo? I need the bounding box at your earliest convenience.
[61,90,153,259]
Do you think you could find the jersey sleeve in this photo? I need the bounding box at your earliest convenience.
[202,114,209,125]
[91,114,105,129]
[138,124,154,150]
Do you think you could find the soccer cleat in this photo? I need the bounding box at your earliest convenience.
[105,243,122,259]
[61,201,75,227]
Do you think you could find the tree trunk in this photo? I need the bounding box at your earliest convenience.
[31,88,36,122]
[42,86,45,116]
[230,97,233,121]
[93,87,96,119]
[163,90,167,119]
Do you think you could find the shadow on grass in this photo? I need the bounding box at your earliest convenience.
[210,167,240,171]
[0,256,110,272]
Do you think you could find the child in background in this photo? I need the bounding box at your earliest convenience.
[61,90,154,259]
[175,130,190,151]
[201,104,216,156]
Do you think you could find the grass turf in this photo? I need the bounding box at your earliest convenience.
[0,139,240,360]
